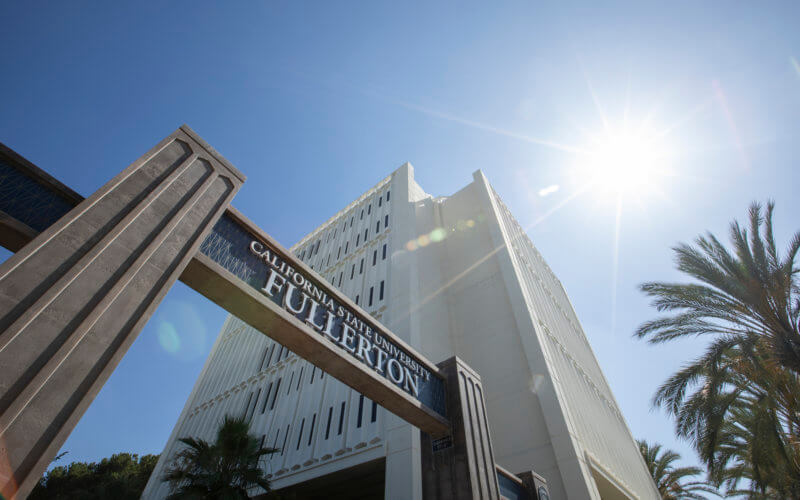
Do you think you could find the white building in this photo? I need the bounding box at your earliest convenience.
[143,164,659,499]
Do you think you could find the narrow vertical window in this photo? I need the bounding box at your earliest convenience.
[297,367,304,390]
[327,254,331,266]
[258,345,269,371]
[357,395,364,428]
[281,425,290,455]
[296,418,305,450]
[376,220,380,232]
[356,234,360,246]
[351,216,354,226]
[325,406,333,439]
[345,242,349,254]
[287,372,294,394]
[378,197,382,207]
[243,392,253,417]
[382,244,387,260]
[308,414,316,446]
[368,204,371,215]
[364,229,368,241]
[386,191,390,201]
[371,401,378,423]
[355,295,360,305]
[380,280,384,300]
[337,247,341,259]
[270,378,282,410]
[369,287,374,306]
[360,209,364,220]
[310,367,315,384]
[300,250,306,260]
[338,272,343,286]
[372,250,377,266]
[359,259,364,274]
[338,402,346,435]
[261,383,273,413]
[267,342,275,368]
[250,388,261,420]
[350,264,355,279]
[384,214,389,229]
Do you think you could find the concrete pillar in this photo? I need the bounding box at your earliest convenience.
[0,126,244,499]
[421,357,500,500]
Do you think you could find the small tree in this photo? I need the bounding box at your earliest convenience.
[163,415,278,499]
[638,440,719,499]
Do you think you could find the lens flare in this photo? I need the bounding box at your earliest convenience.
[157,322,181,353]
[430,227,447,242]
[417,234,431,247]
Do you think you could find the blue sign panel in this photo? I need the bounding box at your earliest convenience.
[200,213,447,419]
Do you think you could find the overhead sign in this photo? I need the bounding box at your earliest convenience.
[196,211,447,420]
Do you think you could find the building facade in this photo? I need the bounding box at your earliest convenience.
[143,164,659,499]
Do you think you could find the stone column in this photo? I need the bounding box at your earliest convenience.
[421,357,500,500]
[0,126,244,499]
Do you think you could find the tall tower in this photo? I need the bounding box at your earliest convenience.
[143,164,659,499]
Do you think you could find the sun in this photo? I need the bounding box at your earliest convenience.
[577,124,671,199]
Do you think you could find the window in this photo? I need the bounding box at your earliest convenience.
[326,254,331,266]
[261,383,273,413]
[281,425,290,455]
[296,418,305,450]
[300,250,305,260]
[350,264,355,279]
[378,197,382,207]
[338,272,343,286]
[356,234,360,247]
[337,402,346,435]
[314,240,321,255]
[372,250,377,266]
[337,246,341,259]
[355,295,360,305]
[325,406,333,439]
[310,367,315,384]
[371,401,378,423]
[385,215,389,229]
[376,221,380,232]
[368,204,371,215]
[351,216,354,226]
[382,244,387,260]
[386,191,390,201]
[297,367,304,390]
[308,414,316,446]
[345,242,349,254]
[287,372,294,394]
[369,287,374,306]
[359,258,364,274]
[243,392,253,416]
[380,280,384,300]
[270,378,282,410]
[357,395,364,428]
[360,210,364,220]
[364,229,368,241]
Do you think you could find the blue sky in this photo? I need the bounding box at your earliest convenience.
[2,0,799,477]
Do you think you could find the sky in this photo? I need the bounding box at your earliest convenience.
[1,0,799,481]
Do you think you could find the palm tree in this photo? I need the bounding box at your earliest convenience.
[637,440,719,499]
[163,415,278,499]
[636,201,800,374]
[636,201,800,495]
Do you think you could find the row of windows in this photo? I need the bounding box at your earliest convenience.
[257,395,380,456]
[298,190,390,263]
[329,243,387,287]
[310,214,389,267]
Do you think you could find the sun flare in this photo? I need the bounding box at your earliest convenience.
[578,126,670,198]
